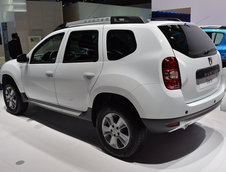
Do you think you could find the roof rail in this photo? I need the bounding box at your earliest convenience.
[66,17,111,27]
[111,16,147,24]
[66,16,147,28]
[151,18,181,21]
[54,23,66,31]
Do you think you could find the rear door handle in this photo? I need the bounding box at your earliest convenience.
[45,71,54,78]
[83,72,95,79]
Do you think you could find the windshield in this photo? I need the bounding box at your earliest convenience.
[159,24,217,58]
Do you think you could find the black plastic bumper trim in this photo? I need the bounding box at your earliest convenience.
[142,99,222,133]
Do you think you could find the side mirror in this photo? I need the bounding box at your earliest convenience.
[17,54,29,63]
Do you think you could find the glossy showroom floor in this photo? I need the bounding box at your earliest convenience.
[0,91,226,172]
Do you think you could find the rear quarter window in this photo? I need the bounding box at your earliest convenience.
[107,30,137,61]
[159,24,217,58]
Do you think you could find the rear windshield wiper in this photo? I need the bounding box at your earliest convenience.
[203,48,217,55]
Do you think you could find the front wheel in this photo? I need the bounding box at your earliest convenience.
[3,82,28,115]
[96,106,145,158]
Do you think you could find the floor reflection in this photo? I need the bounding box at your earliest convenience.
[23,104,223,165]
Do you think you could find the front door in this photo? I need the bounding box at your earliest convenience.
[22,33,65,104]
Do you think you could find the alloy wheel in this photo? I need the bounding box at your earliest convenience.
[102,113,130,149]
[5,86,17,110]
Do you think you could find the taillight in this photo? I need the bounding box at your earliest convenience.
[167,121,180,127]
[162,57,181,90]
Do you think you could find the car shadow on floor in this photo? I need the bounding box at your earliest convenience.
[23,104,100,147]
[127,124,206,164]
[23,104,207,164]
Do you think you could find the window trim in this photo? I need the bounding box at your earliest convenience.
[30,33,65,64]
[63,30,99,63]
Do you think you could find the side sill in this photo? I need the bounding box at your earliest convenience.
[80,108,92,121]
[25,97,92,122]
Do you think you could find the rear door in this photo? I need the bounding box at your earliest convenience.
[159,24,222,103]
[54,26,103,112]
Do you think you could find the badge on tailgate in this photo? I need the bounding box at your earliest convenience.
[196,65,220,88]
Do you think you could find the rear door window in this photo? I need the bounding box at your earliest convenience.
[159,24,217,58]
[63,30,98,63]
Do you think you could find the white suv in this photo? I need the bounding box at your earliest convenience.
[0,16,225,158]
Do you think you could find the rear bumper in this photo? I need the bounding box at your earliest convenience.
[142,99,222,133]
[131,80,225,120]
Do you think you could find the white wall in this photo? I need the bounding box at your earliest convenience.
[27,1,63,38]
[152,0,226,25]
[15,12,29,53]
[64,2,151,22]
[0,0,17,66]
[14,1,63,53]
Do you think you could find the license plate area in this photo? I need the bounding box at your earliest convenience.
[196,65,220,88]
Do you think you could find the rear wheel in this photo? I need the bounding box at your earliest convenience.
[3,82,28,115]
[96,105,145,158]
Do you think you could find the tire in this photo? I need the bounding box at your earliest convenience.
[3,82,28,115]
[96,105,145,158]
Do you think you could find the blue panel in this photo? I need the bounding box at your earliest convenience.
[203,29,226,60]
[152,11,190,22]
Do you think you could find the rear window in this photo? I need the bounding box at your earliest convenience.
[159,24,217,58]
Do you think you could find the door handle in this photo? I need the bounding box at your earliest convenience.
[45,71,53,77]
[83,72,95,79]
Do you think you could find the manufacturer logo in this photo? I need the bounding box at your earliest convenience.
[208,57,213,66]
